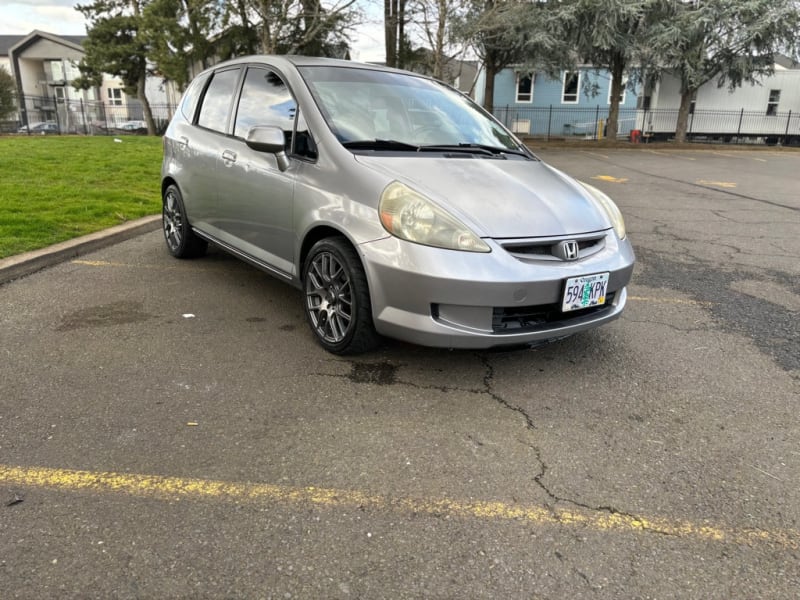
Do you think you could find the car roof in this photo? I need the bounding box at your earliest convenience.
[205,55,412,76]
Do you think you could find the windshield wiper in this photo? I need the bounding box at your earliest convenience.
[342,139,420,151]
[342,139,532,159]
[419,143,531,158]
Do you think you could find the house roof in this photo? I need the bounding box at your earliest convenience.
[774,54,800,70]
[0,35,23,55]
[0,31,86,57]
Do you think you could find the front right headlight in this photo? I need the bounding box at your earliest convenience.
[379,181,491,252]
[579,181,627,240]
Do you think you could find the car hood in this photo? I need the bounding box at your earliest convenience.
[353,155,611,238]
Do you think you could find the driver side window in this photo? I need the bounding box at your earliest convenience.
[234,67,296,147]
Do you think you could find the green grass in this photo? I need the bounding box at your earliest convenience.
[0,136,163,259]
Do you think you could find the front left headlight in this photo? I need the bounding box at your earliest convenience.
[379,181,491,252]
[579,181,627,240]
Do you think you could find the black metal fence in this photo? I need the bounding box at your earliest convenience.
[492,105,800,145]
[2,94,178,135]
[5,94,800,146]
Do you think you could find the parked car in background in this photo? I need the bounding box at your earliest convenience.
[114,120,147,134]
[18,121,58,134]
[161,56,635,354]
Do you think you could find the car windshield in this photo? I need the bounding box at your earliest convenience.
[298,66,524,153]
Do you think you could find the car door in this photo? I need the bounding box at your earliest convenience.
[184,66,243,233]
[214,65,297,277]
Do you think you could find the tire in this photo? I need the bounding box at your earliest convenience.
[302,237,380,355]
[162,184,207,258]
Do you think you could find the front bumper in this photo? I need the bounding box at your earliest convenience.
[358,232,635,349]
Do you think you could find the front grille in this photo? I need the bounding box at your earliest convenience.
[492,292,616,333]
[500,234,606,262]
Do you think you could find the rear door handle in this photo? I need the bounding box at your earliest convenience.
[222,150,237,163]
[178,136,189,147]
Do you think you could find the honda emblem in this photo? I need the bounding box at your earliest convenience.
[556,240,580,261]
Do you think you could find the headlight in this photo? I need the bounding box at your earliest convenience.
[379,181,491,252]
[579,181,627,240]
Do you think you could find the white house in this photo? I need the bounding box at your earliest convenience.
[642,56,800,142]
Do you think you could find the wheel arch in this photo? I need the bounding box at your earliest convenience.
[300,225,362,281]
[161,177,178,198]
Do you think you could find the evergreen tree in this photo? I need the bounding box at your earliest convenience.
[75,0,157,134]
[143,0,219,91]
[0,67,16,122]
[558,0,663,140]
[650,0,800,142]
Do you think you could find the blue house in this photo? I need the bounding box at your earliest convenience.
[476,66,640,138]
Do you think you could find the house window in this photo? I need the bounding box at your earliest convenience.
[767,89,781,116]
[607,76,627,105]
[516,74,533,103]
[107,88,123,106]
[562,71,579,104]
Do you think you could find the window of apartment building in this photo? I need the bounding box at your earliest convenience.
[107,88,123,106]
[607,76,627,105]
[562,71,580,104]
[516,74,533,103]
[767,89,781,116]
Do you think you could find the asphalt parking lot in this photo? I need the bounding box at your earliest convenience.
[1,147,799,598]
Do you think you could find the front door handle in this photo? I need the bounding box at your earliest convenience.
[222,150,237,163]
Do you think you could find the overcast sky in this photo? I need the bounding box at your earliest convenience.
[1,0,386,62]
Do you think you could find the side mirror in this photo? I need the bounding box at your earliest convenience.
[245,125,290,171]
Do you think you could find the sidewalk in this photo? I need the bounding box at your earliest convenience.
[0,215,161,285]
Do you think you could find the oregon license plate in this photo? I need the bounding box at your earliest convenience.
[562,272,610,312]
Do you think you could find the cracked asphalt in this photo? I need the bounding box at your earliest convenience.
[1,148,799,598]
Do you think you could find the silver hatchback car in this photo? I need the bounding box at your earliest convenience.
[161,56,635,354]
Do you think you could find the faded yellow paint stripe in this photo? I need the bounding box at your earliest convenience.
[1,465,797,549]
[72,259,127,267]
[696,180,737,189]
[592,175,629,183]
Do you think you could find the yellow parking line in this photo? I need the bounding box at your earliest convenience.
[592,175,629,183]
[72,259,128,267]
[629,295,714,307]
[1,464,797,549]
[696,180,738,189]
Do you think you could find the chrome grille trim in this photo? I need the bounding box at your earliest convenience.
[497,231,608,263]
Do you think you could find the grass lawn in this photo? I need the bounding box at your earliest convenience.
[0,135,163,259]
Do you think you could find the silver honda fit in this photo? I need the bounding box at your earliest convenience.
[161,55,635,354]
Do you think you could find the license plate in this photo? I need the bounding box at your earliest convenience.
[562,272,610,312]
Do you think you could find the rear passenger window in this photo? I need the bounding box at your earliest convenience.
[197,68,241,133]
[234,67,296,142]
[179,73,209,122]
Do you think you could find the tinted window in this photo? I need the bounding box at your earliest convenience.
[234,67,296,139]
[180,73,210,121]
[197,68,241,133]
[292,109,317,160]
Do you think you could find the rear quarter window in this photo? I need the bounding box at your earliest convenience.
[197,68,242,133]
[179,73,210,122]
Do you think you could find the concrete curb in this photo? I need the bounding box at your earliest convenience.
[0,214,161,286]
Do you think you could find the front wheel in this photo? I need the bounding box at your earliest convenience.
[162,184,207,258]
[302,238,380,355]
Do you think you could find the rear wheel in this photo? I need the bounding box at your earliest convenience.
[303,237,380,355]
[162,184,207,258]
